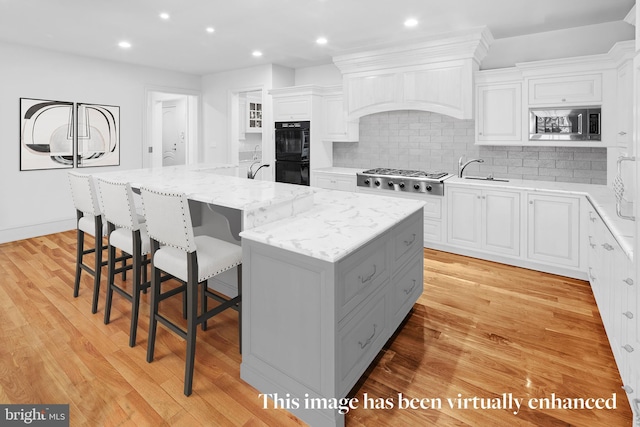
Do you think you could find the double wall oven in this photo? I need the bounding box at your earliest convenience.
[275,121,310,186]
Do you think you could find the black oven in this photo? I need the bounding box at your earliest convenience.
[275,121,310,186]
[276,161,309,186]
[275,121,310,161]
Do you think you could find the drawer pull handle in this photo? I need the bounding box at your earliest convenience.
[404,279,417,295]
[622,385,634,394]
[623,311,634,319]
[359,264,377,284]
[588,236,596,248]
[624,278,634,286]
[622,344,635,353]
[619,131,627,136]
[404,233,416,246]
[358,324,377,349]
[589,212,598,222]
[601,243,614,251]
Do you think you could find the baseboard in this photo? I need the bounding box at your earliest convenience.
[0,218,76,244]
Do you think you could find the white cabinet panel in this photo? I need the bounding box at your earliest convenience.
[476,83,522,143]
[527,194,580,267]
[346,73,398,117]
[322,92,359,142]
[313,171,356,192]
[447,186,520,256]
[527,73,602,105]
[273,96,311,121]
[616,60,633,152]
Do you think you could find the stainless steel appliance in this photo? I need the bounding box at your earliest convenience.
[275,121,310,185]
[529,107,601,141]
[356,168,451,196]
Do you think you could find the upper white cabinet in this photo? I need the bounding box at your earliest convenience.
[334,27,492,121]
[616,59,633,153]
[447,185,520,256]
[526,193,580,268]
[272,95,312,122]
[475,69,523,145]
[527,73,602,105]
[321,87,359,142]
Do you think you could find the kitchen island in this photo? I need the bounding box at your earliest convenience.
[93,164,425,427]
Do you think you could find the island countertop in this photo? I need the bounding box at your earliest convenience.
[239,188,425,262]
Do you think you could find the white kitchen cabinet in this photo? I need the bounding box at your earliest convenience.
[526,193,580,267]
[475,82,523,144]
[313,170,357,192]
[527,73,602,105]
[447,186,520,256]
[272,95,312,121]
[321,89,359,142]
[616,60,633,152]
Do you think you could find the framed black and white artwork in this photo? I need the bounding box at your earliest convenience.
[76,103,120,168]
[19,98,75,171]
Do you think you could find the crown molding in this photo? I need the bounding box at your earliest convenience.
[333,27,494,75]
[624,5,636,26]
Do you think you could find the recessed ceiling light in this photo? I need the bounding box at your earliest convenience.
[404,18,418,28]
[206,27,215,33]
[316,37,328,45]
[118,41,132,49]
[252,50,263,57]
[159,12,170,20]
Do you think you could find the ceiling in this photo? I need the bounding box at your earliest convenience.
[0,0,634,76]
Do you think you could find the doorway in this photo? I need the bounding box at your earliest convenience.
[145,89,199,168]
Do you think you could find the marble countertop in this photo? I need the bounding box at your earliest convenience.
[93,164,315,229]
[239,189,425,262]
[447,176,635,260]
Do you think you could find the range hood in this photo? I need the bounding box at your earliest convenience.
[333,27,493,120]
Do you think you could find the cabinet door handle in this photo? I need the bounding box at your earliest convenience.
[359,264,377,284]
[623,311,634,319]
[561,98,567,102]
[404,279,417,295]
[358,324,377,349]
[623,278,634,286]
[529,201,533,205]
[588,212,598,222]
[622,385,634,394]
[622,344,635,353]
[601,243,614,251]
[588,236,596,248]
[404,233,416,246]
[619,131,627,136]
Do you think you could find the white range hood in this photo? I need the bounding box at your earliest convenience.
[333,27,494,120]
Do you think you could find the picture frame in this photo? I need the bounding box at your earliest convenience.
[76,103,120,168]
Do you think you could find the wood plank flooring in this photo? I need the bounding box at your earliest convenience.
[0,232,632,426]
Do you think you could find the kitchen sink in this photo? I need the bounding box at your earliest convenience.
[463,176,509,182]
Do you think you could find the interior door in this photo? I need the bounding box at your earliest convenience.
[162,99,186,166]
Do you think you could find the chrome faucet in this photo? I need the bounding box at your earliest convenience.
[458,156,484,178]
[247,161,270,179]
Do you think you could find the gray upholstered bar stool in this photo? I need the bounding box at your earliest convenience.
[67,171,108,314]
[140,186,242,396]
[97,178,152,347]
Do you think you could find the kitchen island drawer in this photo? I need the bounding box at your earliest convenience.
[390,252,423,321]
[393,210,423,269]
[337,234,389,321]
[338,292,387,395]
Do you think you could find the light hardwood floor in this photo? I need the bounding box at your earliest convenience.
[0,232,633,426]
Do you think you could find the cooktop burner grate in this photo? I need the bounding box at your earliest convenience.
[361,168,448,179]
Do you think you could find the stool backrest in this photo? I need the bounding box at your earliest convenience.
[97,178,141,231]
[68,171,101,216]
[139,187,196,253]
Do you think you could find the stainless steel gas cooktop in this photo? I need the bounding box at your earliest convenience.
[356,168,452,195]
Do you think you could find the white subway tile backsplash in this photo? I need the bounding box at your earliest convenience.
[332,110,607,184]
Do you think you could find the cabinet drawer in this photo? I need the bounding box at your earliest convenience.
[393,211,423,269]
[423,197,442,220]
[338,236,388,320]
[527,73,602,105]
[391,253,423,318]
[338,293,387,394]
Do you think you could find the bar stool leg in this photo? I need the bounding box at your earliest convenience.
[91,216,103,314]
[74,224,84,298]
[147,240,161,363]
[201,281,208,331]
[237,265,242,354]
[129,233,143,347]
[184,253,199,396]
[103,224,117,325]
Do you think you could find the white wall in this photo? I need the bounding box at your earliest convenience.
[294,64,342,86]
[201,64,295,168]
[0,42,201,243]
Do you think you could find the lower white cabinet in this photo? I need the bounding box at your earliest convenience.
[447,186,520,256]
[313,170,356,192]
[526,193,580,267]
[586,205,639,422]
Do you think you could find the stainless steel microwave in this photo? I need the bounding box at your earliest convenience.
[529,107,601,141]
